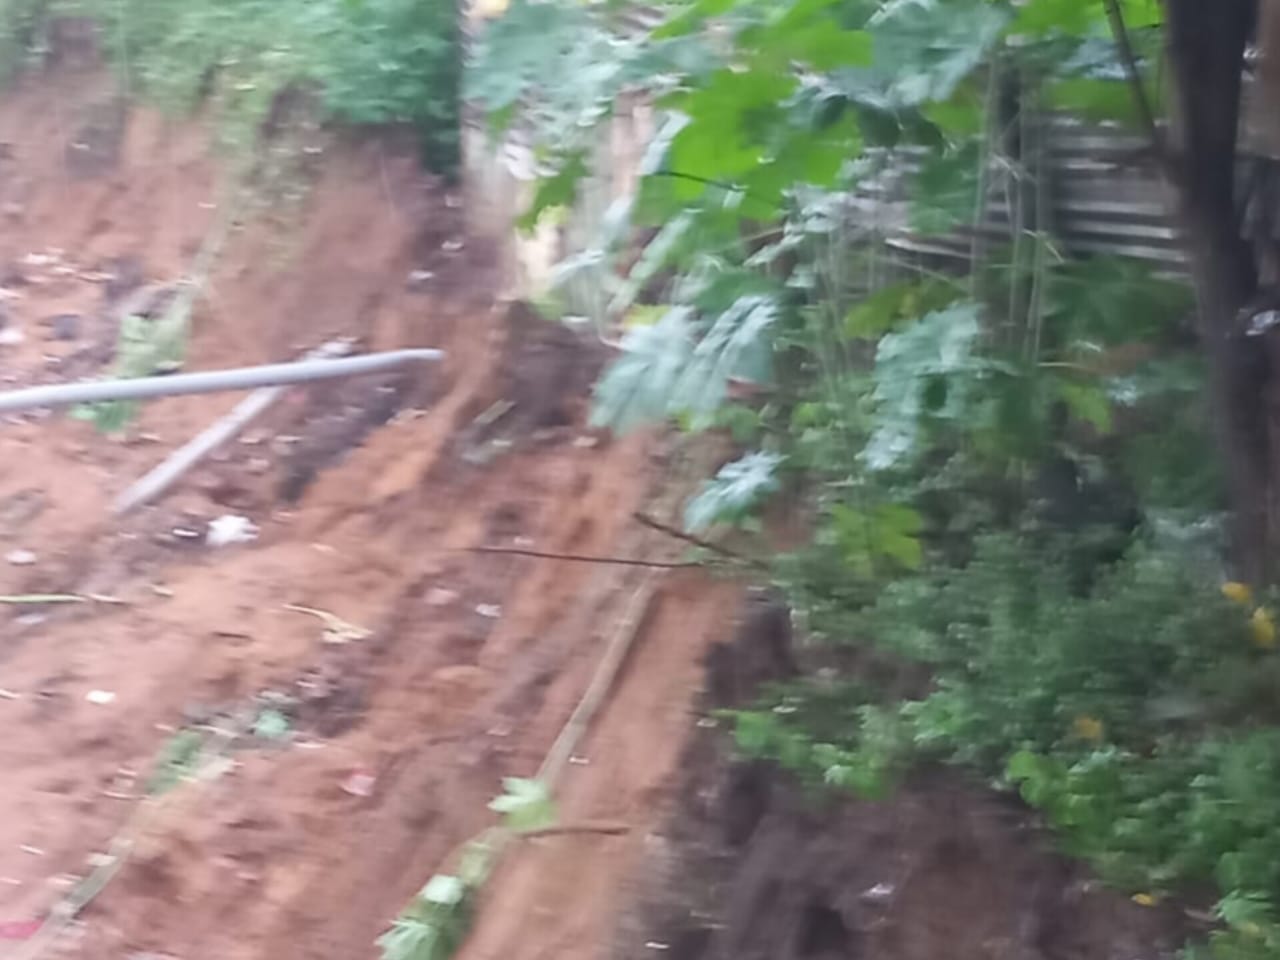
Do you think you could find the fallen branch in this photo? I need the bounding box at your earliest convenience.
[283,603,372,644]
[0,593,125,606]
[467,545,697,569]
[540,577,657,785]
[631,512,767,570]
[517,821,630,839]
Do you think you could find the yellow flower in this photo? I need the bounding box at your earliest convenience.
[1222,581,1254,605]
[1072,715,1105,743]
[1250,607,1277,650]
[1131,893,1158,907]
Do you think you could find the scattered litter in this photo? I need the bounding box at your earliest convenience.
[341,768,377,798]
[283,604,371,644]
[513,536,535,548]
[441,238,465,253]
[85,852,114,869]
[425,587,459,607]
[861,882,895,902]
[0,689,19,700]
[85,690,117,705]
[252,707,291,741]
[572,435,599,449]
[644,942,671,951]
[45,313,81,341]
[390,408,427,425]
[171,527,202,540]
[0,327,23,346]
[568,755,589,766]
[0,594,81,605]
[475,603,503,619]
[0,919,41,940]
[5,548,36,566]
[207,514,259,547]
[696,717,719,728]
[18,845,43,856]
[149,584,175,598]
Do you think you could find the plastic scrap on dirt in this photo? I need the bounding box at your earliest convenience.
[340,768,377,798]
[206,514,259,547]
[0,919,42,940]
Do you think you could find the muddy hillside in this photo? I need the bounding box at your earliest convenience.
[0,56,1195,960]
[0,67,733,960]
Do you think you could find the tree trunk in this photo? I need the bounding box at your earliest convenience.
[1164,0,1269,581]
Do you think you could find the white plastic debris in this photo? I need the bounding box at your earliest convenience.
[206,514,259,548]
[4,549,36,566]
[475,603,503,619]
[861,882,895,902]
[341,768,377,798]
[426,587,459,607]
[85,690,116,705]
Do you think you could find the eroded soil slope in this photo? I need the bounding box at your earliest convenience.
[0,67,731,960]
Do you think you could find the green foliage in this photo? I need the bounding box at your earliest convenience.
[378,868,476,960]
[475,0,1251,955]
[487,777,557,833]
[818,500,924,576]
[684,451,783,532]
[725,692,909,799]
[36,0,460,169]
[147,728,206,795]
[591,293,780,432]
[0,0,50,83]
[861,301,987,470]
[380,777,560,960]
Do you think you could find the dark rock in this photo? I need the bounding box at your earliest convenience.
[46,313,82,341]
[0,262,25,287]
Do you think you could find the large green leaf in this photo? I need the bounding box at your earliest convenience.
[672,294,779,427]
[684,450,784,531]
[591,307,696,432]
[863,301,987,470]
[850,0,1011,109]
[666,68,798,187]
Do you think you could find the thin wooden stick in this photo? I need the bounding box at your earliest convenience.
[518,821,630,839]
[538,577,656,787]
[467,545,697,569]
[631,511,767,570]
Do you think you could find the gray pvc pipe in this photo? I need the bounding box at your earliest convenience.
[0,348,444,415]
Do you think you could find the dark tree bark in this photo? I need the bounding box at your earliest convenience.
[1163,0,1268,580]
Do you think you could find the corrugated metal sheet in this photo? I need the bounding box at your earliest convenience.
[861,117,1185,274]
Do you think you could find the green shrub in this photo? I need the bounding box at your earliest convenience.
[732,534,1280,957]
[12,0,460,169]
